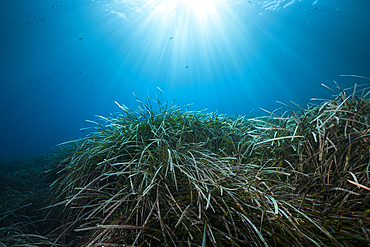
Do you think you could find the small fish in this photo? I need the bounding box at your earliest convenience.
[79,38,83,40]
[185,66,188,69]
[169,37,173,40]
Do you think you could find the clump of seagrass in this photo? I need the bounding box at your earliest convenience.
[48,83,370,246]
[250,80,370,244]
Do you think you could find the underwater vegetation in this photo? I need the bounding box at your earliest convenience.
[1,80,370,246]
[0,155,58,246]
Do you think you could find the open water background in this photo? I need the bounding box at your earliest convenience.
[0,0,369,162]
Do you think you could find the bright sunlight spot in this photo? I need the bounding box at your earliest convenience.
[185,0,218,15]
[146,0,221,18]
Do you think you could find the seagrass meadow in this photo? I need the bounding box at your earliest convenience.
[1,82,370,246]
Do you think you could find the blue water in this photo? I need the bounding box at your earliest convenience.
[0,0,369,162]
